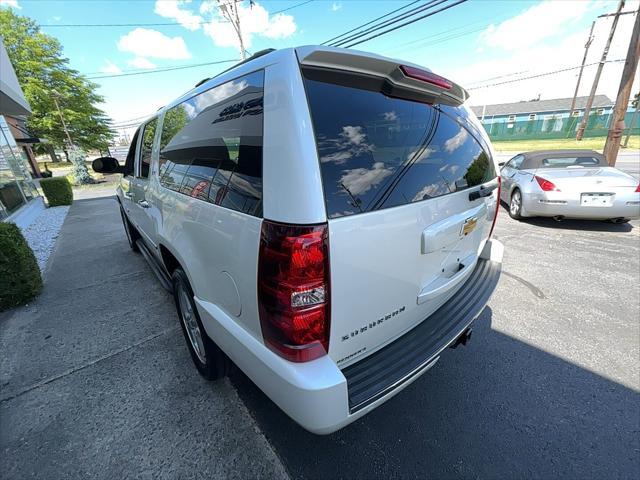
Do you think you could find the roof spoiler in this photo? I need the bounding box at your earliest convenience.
[296,46,468,107]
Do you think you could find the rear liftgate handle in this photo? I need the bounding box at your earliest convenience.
[417,254,477,305]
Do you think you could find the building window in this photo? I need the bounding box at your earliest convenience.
[507,115,516,122]
[528,114,537,121]
[0,115,39,220]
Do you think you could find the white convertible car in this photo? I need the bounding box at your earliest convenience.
[499,149,640,223]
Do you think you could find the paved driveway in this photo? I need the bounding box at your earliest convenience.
[231,213,640,479]
[0,197,287,480]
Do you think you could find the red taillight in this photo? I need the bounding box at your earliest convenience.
[535,175,560,192]
[400,65,452,90]
[488,177,501,239]
[258,220,330,362]
[635,184,640,193]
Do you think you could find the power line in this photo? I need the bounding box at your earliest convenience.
[331,0,446,48]
[85,59,239,80]
[342,0,468,49]
[322,0,423,45]
[467,59,625,90]
[39,0,313,27]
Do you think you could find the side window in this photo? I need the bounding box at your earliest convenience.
[157,70,264,216]
[123,127,140,176]
[138,118,157,178]
[507,154,524,170]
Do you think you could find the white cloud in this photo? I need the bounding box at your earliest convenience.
[449,0,640,108]
[0,0,20,9]
[154,0,203,31]
[118,28,191,59]
[331,2,342,12]
[202,1,296,51]
[100,60,122,75]
[340,162,393,196]
[480,0,591,51]
[128,57,157,69]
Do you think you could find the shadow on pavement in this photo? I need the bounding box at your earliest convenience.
[230,307,639,479]
[499,204,635,232]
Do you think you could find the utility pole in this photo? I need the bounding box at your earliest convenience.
[218,0,247,60]
[603,8,640,165]
[576,0,625,141]
[622,93,639,148]
[52,93,74,148]
[569,20,596,114]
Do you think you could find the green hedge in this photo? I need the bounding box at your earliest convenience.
[0,222,42,311]
[40,177,73,206]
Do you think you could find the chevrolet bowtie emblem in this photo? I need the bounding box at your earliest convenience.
[462,217,478,236]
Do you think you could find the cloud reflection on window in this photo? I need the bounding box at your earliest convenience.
[318,125,375,164]
[339,161,392,196]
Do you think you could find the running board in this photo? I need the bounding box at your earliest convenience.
[136,239,173,292]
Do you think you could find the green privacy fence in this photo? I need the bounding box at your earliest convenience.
[479,110,639,141]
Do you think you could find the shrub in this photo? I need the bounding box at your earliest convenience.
[0,222,42,311]
[69,149,94,185]
[40,177,73,206]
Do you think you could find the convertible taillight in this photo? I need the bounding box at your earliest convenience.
[535,175,560,192]
[258,220,330,362]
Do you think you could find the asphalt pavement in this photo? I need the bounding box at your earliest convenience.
[231,212,640,479]
[0,197,288,480]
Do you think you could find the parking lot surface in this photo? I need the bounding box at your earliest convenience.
[1,190,638,479]
[231,210,640,479]
[0,197,287,480]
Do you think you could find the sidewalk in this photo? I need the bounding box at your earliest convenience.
[0,195,288,479]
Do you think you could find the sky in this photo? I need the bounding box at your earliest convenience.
[1,0,638,140]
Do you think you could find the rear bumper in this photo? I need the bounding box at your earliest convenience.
[196,239,503,434]
[523,191,640,219]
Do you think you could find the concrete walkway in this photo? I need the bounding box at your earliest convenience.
[0,196,288,479]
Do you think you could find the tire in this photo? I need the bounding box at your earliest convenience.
[119,206,140,252]
[509,189,523,220]
[172,268,229,380]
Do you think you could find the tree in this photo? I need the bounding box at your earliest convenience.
[0,9,114,161]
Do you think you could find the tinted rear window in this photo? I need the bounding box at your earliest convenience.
[303,78,496,219]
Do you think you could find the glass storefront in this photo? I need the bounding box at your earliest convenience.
[0,115,39,220]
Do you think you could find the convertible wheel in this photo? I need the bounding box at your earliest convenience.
[509,190,523,220]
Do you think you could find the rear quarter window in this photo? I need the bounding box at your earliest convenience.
[157,70,264,216]
[303,77,496,219]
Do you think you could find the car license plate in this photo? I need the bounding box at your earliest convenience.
[581,193,613,207]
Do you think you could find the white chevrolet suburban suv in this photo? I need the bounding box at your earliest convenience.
[93,46,503,434]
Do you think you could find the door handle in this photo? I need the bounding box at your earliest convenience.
[123,192,133,199]
[138,200,150,208]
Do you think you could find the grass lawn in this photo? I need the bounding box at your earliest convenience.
[492,135,640,153]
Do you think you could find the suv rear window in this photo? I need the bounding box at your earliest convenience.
[303,77,496,219]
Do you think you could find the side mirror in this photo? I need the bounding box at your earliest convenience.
[498,162,506,168]
[92,156,124,174]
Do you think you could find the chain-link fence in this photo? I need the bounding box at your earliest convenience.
[479,110,639,141]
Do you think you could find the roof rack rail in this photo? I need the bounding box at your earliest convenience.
[195,49,276,90]
[194,77,211,88]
